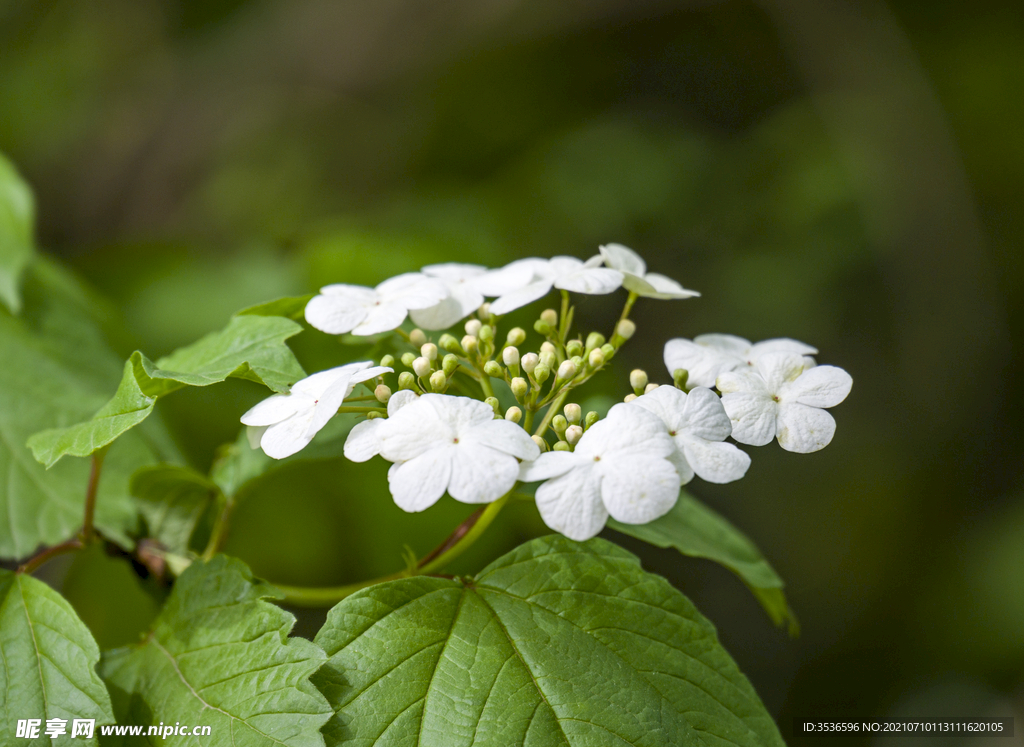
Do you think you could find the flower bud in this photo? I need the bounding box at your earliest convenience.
[531,434,549,452]
[398,371,417,390]
[439,333,463,354]
[570,355,583,371]
[585,411,599,429]
[409,328,427,347]
[556,359,577,381]
[534,363,551,384]
[540,309,558,327]
[540,341,556,355]
[521,353,539,375]
[563,403,582,425]
[552,414,568,437]
[442,353,458,376]
[478,324,495,343]
[429,370,447,392]
[485,396,500,415]
[380,354,395,368]
[553,440,571,452]
[566,339,584,357]
[366,410,382,420]
[588,347,605,368]
[615,319,636,341]
[505,406,523,423]
[413,356,432,378]
[645,383,659,393]
[483,360,503,378]
[465,319,482,336]
[673,368,689,390]
[511,377,529,400]
[421,342,438,361]
[624,393,637,402]
[600,343,615,359]
[565,424,583,446]
[374,384,391,404]
[533,319,553,335]
[539,350,557,370]
[479,302,492,318]
[461,335,478,354]
[401,352,417,368]
[506,327,527,346]
[502,346,520,367]
[585,332,606,350]
[629,369,648,393]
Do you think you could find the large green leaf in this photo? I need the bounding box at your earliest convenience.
[0,570,115,745]
[313,535,784,747]
[28,315,306,467]
[609,492,798,633]
[101,556,331,746]
[0,152,34,314]
[0,259,178,559]
[130,465,222,555]
[235,294,313,320]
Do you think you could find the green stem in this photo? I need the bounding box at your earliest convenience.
[476,366,495,398]
[336,406,386,414]
[523,407,535,432]
[82,448,108,545]
[618,291,638,323]
[534,389,569,437]
[202,497,235,560]
[558,290,571,341]
[17,538,83,575]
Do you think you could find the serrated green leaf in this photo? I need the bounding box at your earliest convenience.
[101,556,331,747]
[0,570,115,745]
[235,294,313,320]
[0,152,35,314]
[0,259,179,559]
[313,535,785,747]
[130,465,222,555]
[28,315,306,468]
[608,492,798,633]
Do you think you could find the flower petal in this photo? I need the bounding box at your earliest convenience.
[421,263,488,281]
[629,385,686,432]
[663,336,743,388]
[259,411,317,459]
[474,259,542,295]
[719,388,777,447]
[387,389,419,416]
[518,450,581,481]
[240,393,303,426]
[489,279,554,315]
[343,419,385,462]
[598,243,646,276]
[600,456,680,525]
[678,386,732,441]
[375,272,449,309]
[641,272,700,299]
[776,403,836,453]
[534,467,609,541]
[678,436,750,483]
[377,399,450,461]
[749,337,818,358]
[463,419,540,461]
[667,447,695,485]
[387,451,453,511]
[553,267,623,295]
[448,444,519,503]
[782,365,852,409]
[410,286,482,330]
[351,301,410,335]
[304,294,369,334]
[246,425,268,450]
[755,352,807,391]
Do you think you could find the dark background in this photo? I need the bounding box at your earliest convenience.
[2,0,1021,743]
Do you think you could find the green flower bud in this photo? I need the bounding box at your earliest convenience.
[380,354,395,368]
[600,343,615,360]
[624,393,637,402]
[540,309,558,326]
[502,346,520,367]
[465,319,482,336]
[483,360,503,378]
[644,383,659,394]
[398,371,417,390]
[570,355,583,370]
[438,333,462,354]
[585,332,606,350]
[540,341,556,354]
[534,320,552,335]
[616,319,636,340]
[552,414,568,437]
[511,377,529,400]
[673,368,689,390]
[462,335,478,354]
[400,352,416,368]
[521,353,539,375]
[409,329,427,347]
[429,370,447,392]
[484,396,501,415]
[564,403,582,424]
[630,369,648,393]
[366,410,383,420]
[531,434,549,452]
[478,324,495,343]
[420,342,438,361]
[442,353,459,376]
[588,347,605,368]
[534,363,551,384]
[565,424,583,446]
[553,440,571,452]
[566,339,584,357]
[585,411,599,429]
[540,350,557,369]
[556,359,577,381]
[374,384,391,404]
[506,327,527,346]
[505,406,523,423]
[413,356,432,378]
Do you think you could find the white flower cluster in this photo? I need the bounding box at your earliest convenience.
[241,244,851,542]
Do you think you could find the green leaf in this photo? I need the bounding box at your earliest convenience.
[130,465,222,555]
[313,535,784,747]
[235,294,313,320]
[101,556,331,747]
[0,570,115,745]
[0,152,35,314]
[0,259,179,559]
[28,315,306,468]
[608,492,798,633]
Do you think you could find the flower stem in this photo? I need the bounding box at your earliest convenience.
[335,406,386,414]
[619,291,638,324]
[476,366,495,398]
[533,389,569,438]
[16,538,83,575]
[82,448,108,545]
[202,496,235,560]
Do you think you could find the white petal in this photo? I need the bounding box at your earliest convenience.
[351,301,410,335]
[488,279,554,315]
[463,419,540,461]
[781,365,852,409]
[667,447,695,485]
[518,450,581,481]
[629,385,686,432]
[387,451,453,511]
[715,370,769,396]
[344,419,385,462]
[641,272,700,299]
[545,256,585,275]
[387,389,419,416]
[377,399,450,461]
[246,425,268,449]
[553,267,623,295]
[305,374,357,438]
[719,389,777,447]
[621,273,661,296]
[304,294,369,334]
[448,444,519,503]
[260,412,317,459]
[663,337,741,388]
[678,436,750,483]
[291,364,366,397]
[776,403,836,453]
[534,467,609,541]
[375,272,449,309]
[600,456,680,525]
[749,337,818,358]
[410,286,482,330]
[578,404,675,459]
[319,283,378,301]
[678,386,732,441]
[421,393,495,431]
[240,393,303,426]
[473,259,542,295]
[421,263,487,281]
[598,243,646,276]
[692,333,752,355]
[755,352,808,391]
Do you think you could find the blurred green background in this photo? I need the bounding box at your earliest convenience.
[2,0,1021,742]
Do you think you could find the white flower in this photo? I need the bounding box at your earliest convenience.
[409,262,533,330]
[487,256,623,315]
[344,393,539,510]
[664,333,818,389]
[518,404,680,541]
[241,362,392,459]
[305,273,448,336]
[597,243,700,299]
[629,385,750,484]
[717,352,852,453]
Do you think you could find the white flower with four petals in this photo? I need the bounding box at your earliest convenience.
[598,243,700,299]
[305,273,448,336]
[488,256,623,315]
[664,333,818,389]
